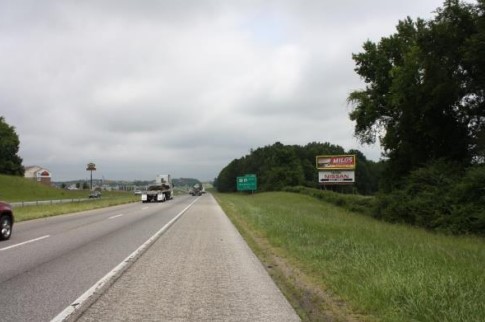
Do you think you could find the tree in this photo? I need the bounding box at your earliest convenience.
[0,116,24,176]
[216,158,242,193]
[348,0,485,186]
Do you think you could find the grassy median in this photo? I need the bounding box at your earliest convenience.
[213,191,485,322]
[13,193,139,222]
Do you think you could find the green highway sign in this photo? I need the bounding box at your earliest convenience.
[237,174,257,191]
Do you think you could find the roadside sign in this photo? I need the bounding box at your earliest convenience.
[316,154,356,186]
[237,174,257,191]
[319,171,355,185]
[316,155,356,170]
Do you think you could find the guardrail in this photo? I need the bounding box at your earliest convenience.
[10,198,92,207]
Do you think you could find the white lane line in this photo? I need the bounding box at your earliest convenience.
[141,206,149,210]
[108,214,123,220]
[51,197,201,322]
[0,235,51,252]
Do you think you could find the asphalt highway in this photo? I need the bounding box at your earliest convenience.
[0,195,196,322]
[78,194,300,321]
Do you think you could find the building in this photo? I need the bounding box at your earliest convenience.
[24,166,52,186]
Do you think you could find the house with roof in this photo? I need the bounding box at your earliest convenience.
[24,166,52,186]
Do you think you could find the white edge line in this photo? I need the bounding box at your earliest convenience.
[108,214,123,220]
[51,197,201,322]
[0,235,50,251]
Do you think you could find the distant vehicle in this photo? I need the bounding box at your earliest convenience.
[89,191,101,199]
[189,183,203,196]
[0,201,14,241]
[133,190,142,195]
[141,174,173,203]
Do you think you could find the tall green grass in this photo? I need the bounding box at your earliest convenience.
[214,191,485,321]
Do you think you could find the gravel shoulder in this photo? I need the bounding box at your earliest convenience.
[78,194,300,321]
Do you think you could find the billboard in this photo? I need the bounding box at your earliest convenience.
[319,171,355,184]
[316,155,356,170]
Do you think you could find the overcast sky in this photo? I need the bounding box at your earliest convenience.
[1,0,451,182]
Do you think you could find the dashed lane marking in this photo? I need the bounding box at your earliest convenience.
[51,197,201,322]
[0,235,51,251]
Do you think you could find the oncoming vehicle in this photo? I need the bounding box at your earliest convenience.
[0,201,14,241]
[89,191,101,199]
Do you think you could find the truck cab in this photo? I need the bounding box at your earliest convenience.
[141,174,173,202]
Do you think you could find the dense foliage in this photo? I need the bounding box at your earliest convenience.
[0,116,24,176]
[345,0,485,234]
[215,142,382,195]
[348,0,485,187]
[375,162,485,235]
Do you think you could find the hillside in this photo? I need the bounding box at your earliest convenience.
[0,174,87,202]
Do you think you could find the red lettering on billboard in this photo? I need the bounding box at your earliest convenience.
[316,155,356,170]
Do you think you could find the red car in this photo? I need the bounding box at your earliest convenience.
[0,201,13,240]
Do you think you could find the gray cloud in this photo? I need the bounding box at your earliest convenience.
[0,0,449,181]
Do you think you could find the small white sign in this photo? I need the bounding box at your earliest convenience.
[319,171,355,184]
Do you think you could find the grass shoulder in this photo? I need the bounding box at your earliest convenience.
[213,191,485,322]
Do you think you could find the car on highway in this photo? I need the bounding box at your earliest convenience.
[0,201,14,240]
[89,191,101,199]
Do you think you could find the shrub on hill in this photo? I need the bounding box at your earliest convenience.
[375,162,485,235]
[283,186,376,217]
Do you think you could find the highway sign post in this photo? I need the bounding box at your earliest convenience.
[237,174,257,192]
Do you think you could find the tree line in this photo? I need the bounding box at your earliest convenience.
[215,141,382,195]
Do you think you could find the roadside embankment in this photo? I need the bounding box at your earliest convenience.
[214,191,485,322]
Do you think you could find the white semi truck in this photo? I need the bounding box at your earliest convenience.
[141,174,173,203]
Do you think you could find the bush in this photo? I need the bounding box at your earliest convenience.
[375,162,485,235]
[283,186,376,217]
[281,163,484,236]
[449,166,485,234]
